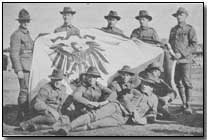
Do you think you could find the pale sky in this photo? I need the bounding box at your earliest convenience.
[3,3,203,49]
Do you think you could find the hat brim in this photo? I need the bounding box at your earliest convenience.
[16,18,31,21]
[135,15,152,21]
[172,12,188,17]
[83,73,101,78]
[118,70,135,76]
[104,16,121,20]
[146,67,164,72]
[48,75,64,80]
[60,11,76,15]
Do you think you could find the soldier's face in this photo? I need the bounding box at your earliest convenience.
[152,69,161,78]
[121,73,131,83]
[86,75,97,86]
[19,20,30,29]
[176,13,187,23]
[139,17,149,27]
[52,79,63,88]
[107,18,118,27]
[63,13,73,24]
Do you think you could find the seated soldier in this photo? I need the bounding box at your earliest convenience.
[19,69,69,131]
[61,66,115,121]
[139,62,177,120]
[52,66,158,135]
[109,65,158,124]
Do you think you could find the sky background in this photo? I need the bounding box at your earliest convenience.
[3,3,203,49]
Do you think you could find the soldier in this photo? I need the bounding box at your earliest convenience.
[101,10,126,37]
[10,9,34,122]
[130,10,159,44]
[19,69,68,131]
[61,66,116,121]
[139,63,176,119]
[169,7,197,114]
[54,7,80,37]
[52,66,158,135]
[109,65,158,124]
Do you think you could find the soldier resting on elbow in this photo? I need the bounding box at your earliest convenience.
[139,63,177,120]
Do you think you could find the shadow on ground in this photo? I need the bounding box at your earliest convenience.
[3,104,19,126]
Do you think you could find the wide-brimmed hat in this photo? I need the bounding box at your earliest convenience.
[172,7,188,17]
[84,66,101,78]
[135,10,152,21]
[48,69,65,80]
[104,10,121,21]
[146,62,164,72]
[60,7,76,15]
[118,65,135,76]
[16,9,31,21]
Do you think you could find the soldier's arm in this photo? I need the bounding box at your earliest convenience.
[188,26,198,52]
[10,33,22,73]
[152,29,159,41]
[34,87,60,119]
[33,88,50,111]
[130,29,138,39]
[98,83,117,102]
[73,87,91,106]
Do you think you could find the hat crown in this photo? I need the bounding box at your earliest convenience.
[173,7,188,16]
[86,66,101,77]
[50,69,64,79]
[139,10,149,17]
[61,6,75,14]
[120,65,131,71]
[18,9,30,20]
[108,10,118,17]
[147,62,163,72]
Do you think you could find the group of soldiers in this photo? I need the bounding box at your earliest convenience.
[9,6,197,135]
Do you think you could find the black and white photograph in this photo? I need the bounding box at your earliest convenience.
[2,2,204,136]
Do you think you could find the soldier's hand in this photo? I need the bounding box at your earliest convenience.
[17,71,24,79]
[175,53,182,59]
[89,101,100,108]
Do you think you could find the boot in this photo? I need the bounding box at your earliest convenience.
[177,87,186,110]
[55,114,91,135]
[184,88,193,114]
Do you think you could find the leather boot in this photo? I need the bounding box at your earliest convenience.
[184,88,193,114]
[177,87,186,110]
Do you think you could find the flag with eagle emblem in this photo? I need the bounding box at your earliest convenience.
[29,28,175,101]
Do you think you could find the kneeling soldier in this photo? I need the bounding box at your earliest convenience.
[19,69,68,131]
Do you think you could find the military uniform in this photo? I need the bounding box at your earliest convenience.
[54,7,80,37]
[169,7,197,113]
[20,69,68,131]
[101,26,124,37]
[101,10,127,38]
[109,77,158,124]
[64,81,116,121]
[10,9,34,117]
[130,26,159,43]
[54,23,80,36]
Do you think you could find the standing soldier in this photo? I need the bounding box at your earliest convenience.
[101,10,126,37]
[130,10,159,44]
[54,6,80,37]
[169,7,197,114]
[10,9,34,122]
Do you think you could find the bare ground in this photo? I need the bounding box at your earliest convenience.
[3,67,204,136]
